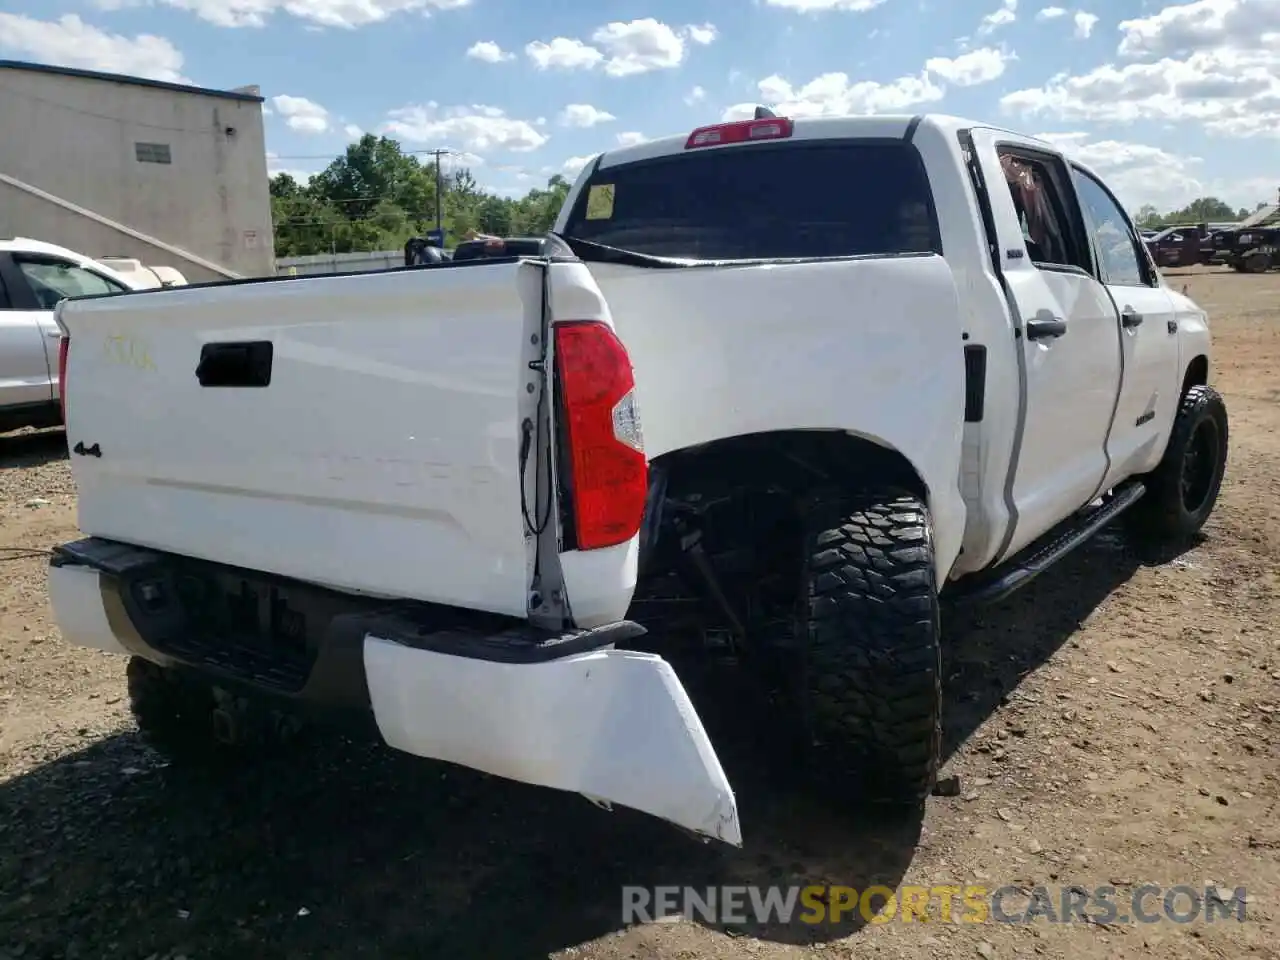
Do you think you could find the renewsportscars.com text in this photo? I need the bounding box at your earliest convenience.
[622,884,1248,926]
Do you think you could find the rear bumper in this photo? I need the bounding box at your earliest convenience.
[47,537,740,846]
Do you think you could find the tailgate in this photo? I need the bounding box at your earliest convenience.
[57,262,556,617]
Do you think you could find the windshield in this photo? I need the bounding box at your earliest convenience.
[562,139,941,260]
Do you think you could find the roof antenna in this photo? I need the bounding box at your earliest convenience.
[753,105,777,120]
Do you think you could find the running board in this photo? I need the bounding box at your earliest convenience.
[946,481,1146,608]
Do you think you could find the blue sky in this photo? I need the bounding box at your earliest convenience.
[1,0,1277,212]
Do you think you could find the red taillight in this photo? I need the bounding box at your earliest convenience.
[554,320,647,551]
[57,335,70,421]
[685,116,793,149]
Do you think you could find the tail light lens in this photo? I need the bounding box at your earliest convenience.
[57,335,70,421]
[553,320,647,551]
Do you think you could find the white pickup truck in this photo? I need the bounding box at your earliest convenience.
[47,112,1227,847]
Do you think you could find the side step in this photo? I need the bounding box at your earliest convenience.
[946,481,1146,608]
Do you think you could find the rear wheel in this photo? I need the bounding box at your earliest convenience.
[1243,252,1272,273]
[1126,384,1228,546]
[791,489,942,806]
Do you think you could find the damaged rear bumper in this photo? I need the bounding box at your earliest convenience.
[47,537,740,846]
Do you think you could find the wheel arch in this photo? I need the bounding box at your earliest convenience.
[642,428,963,583]
[1181,354,1209,395]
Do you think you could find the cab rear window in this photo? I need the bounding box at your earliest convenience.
[563,139,940,261]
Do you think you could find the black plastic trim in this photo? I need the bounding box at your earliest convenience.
[52,537,646,688]
[963,344,987,422]
[946,481,1145,607]
[196,340,273,387]
[903,114,924,142]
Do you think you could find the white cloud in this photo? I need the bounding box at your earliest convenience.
[978,0,1018,35]
[562,155,595,175]
[1030,130,1226,210]
[465,40,513,62]
[525,18,709,76]
[343,123,362,138]
[762,0,886,10]
[0,13,188,82]
[925,47,1014,86]
[592,18,687,76]
[1073,11,1099,38]
[525,36,603,70]
[1003,0,1280,138]
[558,103,616,127]
[685,23,717,45]
[383,102,548,152]
[1001,46,1280,137]
[724,70,945,120]
[616,131,648,147]
[685,85,707,104]
[1118,0,1280,58]
[266,151,318,183]
[1036,5,1067,19]
[272,94,330,134]
[722,49,1012,122]
[91,0,472,29]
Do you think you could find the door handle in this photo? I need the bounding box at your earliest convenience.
[196,341,273,387]
[1025,316,1067,340]
[1121,307,1144,328]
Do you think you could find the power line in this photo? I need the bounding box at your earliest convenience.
[268,147,474,161]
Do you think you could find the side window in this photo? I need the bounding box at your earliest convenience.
[13,258,128,309]
[996,150,1088,272]
[0,269,10,310]
[1070,170,1148,287]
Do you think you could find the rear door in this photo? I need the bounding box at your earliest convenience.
[1070,166,1183,487]
[0,253,55,408]
[966,129,1124,560]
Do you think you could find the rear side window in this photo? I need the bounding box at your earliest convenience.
[14,257,129,308]
[563,139,940,260]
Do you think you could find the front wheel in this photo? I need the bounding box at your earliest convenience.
[792,489,942,806]
[1127,384,1228,545]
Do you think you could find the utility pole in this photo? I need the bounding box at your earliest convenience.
[429,148,448,237]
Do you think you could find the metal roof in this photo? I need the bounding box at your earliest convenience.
[0,60,264,103]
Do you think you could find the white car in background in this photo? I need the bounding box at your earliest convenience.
[0,237,141,434]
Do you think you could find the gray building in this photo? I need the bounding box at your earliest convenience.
[0,60,275,281]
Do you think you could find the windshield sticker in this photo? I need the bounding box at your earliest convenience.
[585,184,615,220]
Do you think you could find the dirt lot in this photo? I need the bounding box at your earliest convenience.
[1,267,1277,960]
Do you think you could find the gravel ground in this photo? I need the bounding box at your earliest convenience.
[0,267,1277,960]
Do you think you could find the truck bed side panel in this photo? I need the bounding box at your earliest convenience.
[586,254,968,582]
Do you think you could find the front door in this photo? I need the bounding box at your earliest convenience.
[967,129,1124,560]
[1069,167,1182,488]
[0,257,53,409]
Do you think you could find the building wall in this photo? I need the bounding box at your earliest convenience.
[278,250,407,276]
[0,67,275,278]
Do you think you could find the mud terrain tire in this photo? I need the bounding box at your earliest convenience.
[795,489,942,806]
[1127,384,1228,546]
